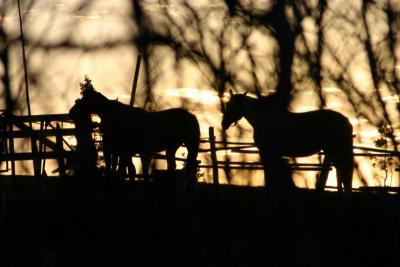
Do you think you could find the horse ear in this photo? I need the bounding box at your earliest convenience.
[243,91,248,96]
[229,88,234,96]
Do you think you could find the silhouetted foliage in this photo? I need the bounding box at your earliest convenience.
[372,122,396,186]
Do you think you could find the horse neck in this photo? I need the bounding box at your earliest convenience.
[95,98,119,120]
[97,101,145,124]
[240,97,261,128]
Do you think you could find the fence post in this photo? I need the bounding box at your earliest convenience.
[209,127,219,186]
[55,123,66,176]
[38,120,45,174]
[8,119,16,187]
[41,121,49,176]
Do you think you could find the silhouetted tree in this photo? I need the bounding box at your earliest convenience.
[131,0,400,184]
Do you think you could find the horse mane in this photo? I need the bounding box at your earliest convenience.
[82,87,145,114]
[110,99,147,115]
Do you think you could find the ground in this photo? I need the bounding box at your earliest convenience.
[1,175,400,267]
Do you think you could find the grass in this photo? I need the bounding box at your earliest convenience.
[1,175,400,266]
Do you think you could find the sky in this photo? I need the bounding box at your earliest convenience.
[2,0,400,188]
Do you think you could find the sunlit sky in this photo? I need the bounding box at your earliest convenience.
[2,0,400,187]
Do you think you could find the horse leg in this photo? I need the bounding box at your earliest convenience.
[327,143,354,195]
[140,153,151,182]
[116,155,125,178]
[316,155,331,192]
[259,150,294,191]
[103,146,115,188]
[111,154,119,174]
[126,156,136,182]
[183,137,200,192]
[166,147,177,173]
[259,150,272,190]
[332,154,354,194]
[117,154,133,182]
[165,147,178,191]
[103,145,111,176]
[259,149,294,212]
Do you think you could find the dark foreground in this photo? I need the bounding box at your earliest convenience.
[1,175,400,267]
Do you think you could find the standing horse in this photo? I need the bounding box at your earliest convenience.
[78,86,200,188]
[221,90,354,193]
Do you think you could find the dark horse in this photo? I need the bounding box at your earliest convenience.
[222,90,354,193]
[78,86,200,188]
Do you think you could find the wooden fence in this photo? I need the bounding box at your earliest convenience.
[202,127,400,190]
[0,112,76,180]
[1,112,399,191]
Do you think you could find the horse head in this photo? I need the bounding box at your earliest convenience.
[221,89,247,130]
[69,98,91,122]
[79,84,109,115]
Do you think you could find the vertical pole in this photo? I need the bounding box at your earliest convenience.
[129,54,142,106]
[17,0,32,118]
[56,124,66,177]
[209,127,219,186]
[8,121,16,187]
[0,113,9,172]
[41,121,48,176]
[38,119,44,172]
[17,0,40,177]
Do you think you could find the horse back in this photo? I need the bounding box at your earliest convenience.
[289,109,353,152]
[106,107,200,152]
[288,109,352,132]
[149,108,200,137]
[255,109,353,157]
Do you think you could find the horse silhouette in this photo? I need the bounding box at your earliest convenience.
[78,86,200,189]
[222,90,354,192]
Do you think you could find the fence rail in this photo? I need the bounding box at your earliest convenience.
[0,113,76,178]
[1,113,399,191]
